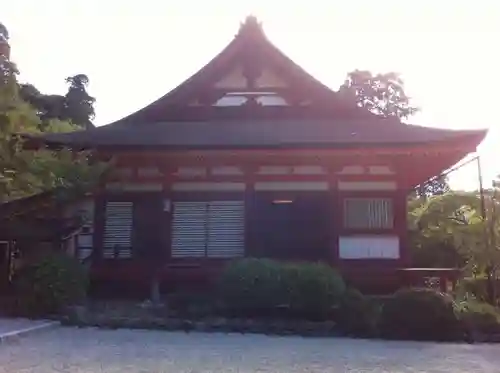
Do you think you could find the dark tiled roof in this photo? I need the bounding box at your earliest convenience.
[29,17,487,152]
[36,119,487,150]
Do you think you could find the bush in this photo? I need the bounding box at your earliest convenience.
[218,258,345,320]
[457,299,500,335]
[218,258,286,316]
[337,288,381,337]
[15,252,88,316]
[379,288,461,341]
[284,262,345,320]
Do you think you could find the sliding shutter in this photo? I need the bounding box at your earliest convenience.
[103,201,134,258]
[171,200,245,258]
[171,201,207,258]
[207,201,245,258]
[344,198,393,229]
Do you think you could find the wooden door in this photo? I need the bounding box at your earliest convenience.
[248,192,332,261]
[132,194,167,262]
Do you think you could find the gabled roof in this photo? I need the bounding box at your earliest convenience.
[109,15,354,127]
[31,16,487,152]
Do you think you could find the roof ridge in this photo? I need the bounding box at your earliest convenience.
[237,15,265,38]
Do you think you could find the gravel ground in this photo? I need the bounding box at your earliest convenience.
[0,327,499,372]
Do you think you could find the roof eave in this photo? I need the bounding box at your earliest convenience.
[33,132,487,153]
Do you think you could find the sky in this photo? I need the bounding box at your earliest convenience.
[2,0,499,190]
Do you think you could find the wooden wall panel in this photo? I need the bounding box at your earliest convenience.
[246,191,333,262]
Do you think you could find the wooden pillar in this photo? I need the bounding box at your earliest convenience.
[394,188,411,267]
[92,193,106,262]
[330,185,340,266]
[244,186,255,258]
[243,164,258,258]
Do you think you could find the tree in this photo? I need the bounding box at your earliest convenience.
[0,54,39,199]
[19,74,96,130]
[19,85,66,130]
[339,70,419,120]
[64,74,95,129]
[340,69,449,196]
[415,175,451,199]
[0,23,9,41]
[409,192,480,270]
[479,179,500,302]
[409,188,500,303]
[0,42,104,202]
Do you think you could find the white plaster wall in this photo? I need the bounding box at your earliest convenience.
[254,181,329,191]
[171,182,245,191]
[339,235,400,259]
[338,181,397,191]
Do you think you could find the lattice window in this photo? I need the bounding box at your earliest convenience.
[207,201,245,258]
[103,201,133,259]
[171,200,245,258]
[171,201,207,258]
[344,198,393,229]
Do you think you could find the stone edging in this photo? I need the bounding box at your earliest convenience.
[61,315,341,337]
[0,321,60,344]
[60,314,500,344]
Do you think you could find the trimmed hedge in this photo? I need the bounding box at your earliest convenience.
[217,258,285,317]
[15,252,88,316]
[218,258,345,320]
[337,288,381,337]
[379,288,461,341]
[283,262,346,320]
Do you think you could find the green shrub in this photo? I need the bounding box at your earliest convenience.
[218,258,286,316]
[218,258,345,320]
[15,252,88,316]
[337,288,381,337]
[459,277,500,303]
[457,299,500,335]
[284,262,345,320]
[379,288,461,341]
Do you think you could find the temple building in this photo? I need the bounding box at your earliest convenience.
[28,17,486,293]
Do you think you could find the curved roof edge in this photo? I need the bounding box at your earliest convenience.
[25,122,488,153]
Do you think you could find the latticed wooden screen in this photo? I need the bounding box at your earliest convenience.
[103,201,134,258]
[171,200,245,258]
[343,198,394,229]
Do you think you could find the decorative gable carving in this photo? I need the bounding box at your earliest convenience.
[255,68,288,88]
[213,66,248,89]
